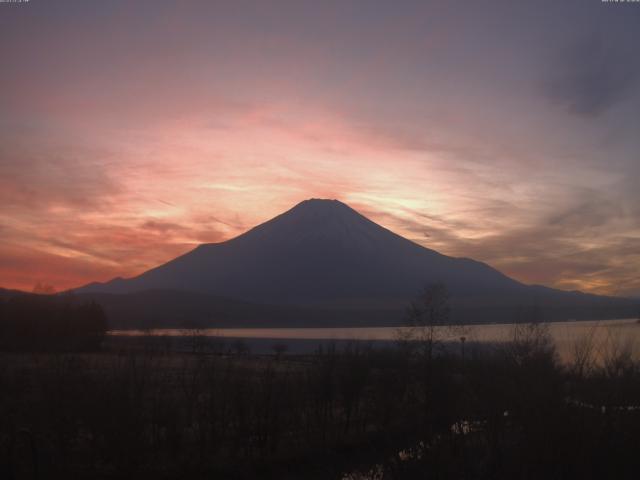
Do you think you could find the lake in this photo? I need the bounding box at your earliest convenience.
[109,318,640,362]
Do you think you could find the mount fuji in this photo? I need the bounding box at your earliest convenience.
[76,199,635,327]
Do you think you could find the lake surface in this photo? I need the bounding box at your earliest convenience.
[110,318,640,361]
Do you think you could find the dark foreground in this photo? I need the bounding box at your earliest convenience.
[2,328,640,480]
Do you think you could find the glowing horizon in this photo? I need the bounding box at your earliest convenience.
[1,1,639,297]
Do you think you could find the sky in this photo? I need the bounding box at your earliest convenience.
[1,0,639,297]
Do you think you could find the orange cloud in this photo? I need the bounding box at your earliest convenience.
[1,104,638,297]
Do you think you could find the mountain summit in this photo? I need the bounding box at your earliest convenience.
[78,198,524,306]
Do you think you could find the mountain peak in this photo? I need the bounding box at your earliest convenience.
[300,198,341,204]
[291,198,348,211]
[241,197,376,246]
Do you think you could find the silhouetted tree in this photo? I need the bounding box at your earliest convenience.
[271,342,288,360]
[403,282,451,359]
[0,293,107,351]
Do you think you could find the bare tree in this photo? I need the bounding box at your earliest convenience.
[401,282,452,360]
[506,317,555,368]
[186,327,207,355]
[271,342,288,360]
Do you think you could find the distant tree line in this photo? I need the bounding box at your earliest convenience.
[0,293,107,352]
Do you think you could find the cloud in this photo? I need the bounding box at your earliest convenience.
[358,196,640,298]
[0,141,121,212]
[544,32,640,117]
[547,189,625,231]
[140,220,186,233]
[0,244,125,292]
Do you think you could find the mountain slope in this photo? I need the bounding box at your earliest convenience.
[78,199,526,305]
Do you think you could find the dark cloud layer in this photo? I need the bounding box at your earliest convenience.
[544,32,640,117]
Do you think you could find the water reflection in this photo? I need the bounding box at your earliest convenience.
[109,318,640,363]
